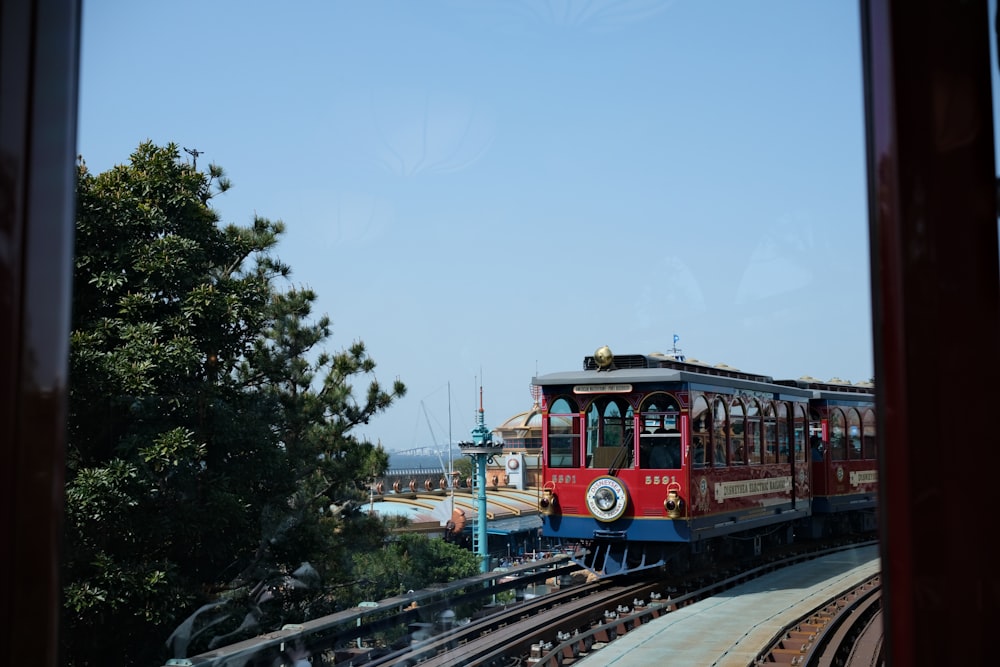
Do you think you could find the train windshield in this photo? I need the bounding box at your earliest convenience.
[639,393,682,470]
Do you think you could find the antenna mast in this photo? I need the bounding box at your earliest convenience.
[183,147,203,170]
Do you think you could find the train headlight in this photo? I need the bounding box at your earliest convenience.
[593,487,617,512]
[539,485,559,515]
[585,476,628,522]
[664,485,685,519]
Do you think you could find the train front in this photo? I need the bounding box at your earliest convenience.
[533,347,693,577]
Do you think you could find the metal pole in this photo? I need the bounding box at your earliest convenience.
[448,382,453,517]
[458,382,494,573]
[476,453,488,573]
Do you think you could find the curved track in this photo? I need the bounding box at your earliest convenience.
[171,540,876,666]
[353,540,877,667]
[755,574,882,666]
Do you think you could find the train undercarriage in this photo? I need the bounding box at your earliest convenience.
[565,510,877,578]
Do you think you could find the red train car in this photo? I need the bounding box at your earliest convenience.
[533,346,873,576]
[777,377,878,536]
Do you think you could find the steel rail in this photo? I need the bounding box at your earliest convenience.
[165,557,579,667]
[751,573,882,666]
[530,541,879,667]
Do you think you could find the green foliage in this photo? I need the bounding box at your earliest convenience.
[452,456,473,482]
[64,143,406,666]
[350,533,481,603]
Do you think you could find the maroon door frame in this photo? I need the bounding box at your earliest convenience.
[0,0,80,664]
[862,1,1000,664]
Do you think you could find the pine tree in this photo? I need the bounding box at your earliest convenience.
[64,142,405,665]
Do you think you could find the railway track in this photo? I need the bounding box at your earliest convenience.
[364,579,652,667]
[169,540,876,667]
[754,573,882,666]
[348,541,876,667]
[173,558,583,667]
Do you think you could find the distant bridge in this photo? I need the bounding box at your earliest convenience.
[393,445,463,457]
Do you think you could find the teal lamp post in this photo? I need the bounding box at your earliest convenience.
[458,387,501,573]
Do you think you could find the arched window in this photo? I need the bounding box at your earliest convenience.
[829,409,847,461]
[862,408,876,459]
[745,398,762,464]
[586,396,632,469]
[730,398,746,464]
[713,397,728,467]
[639,392,681,469]
[691,396,710,469]
[795,404,809,462]
[774,402,789,464]
[847,409,862,459]
[546,397,580,468]
[809,408,824,461]
[640,393,680,430]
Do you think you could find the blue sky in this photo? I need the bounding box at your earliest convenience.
[79,1,875,452]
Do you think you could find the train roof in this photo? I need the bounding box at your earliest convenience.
[532,351,814,398]
[772,378,875,400]
[532,349,874,401]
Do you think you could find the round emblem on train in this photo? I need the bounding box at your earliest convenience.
[585,476,628,522]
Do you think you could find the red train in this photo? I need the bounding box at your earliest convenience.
[533,346,877,577]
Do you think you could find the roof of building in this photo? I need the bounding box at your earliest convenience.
[364,487,542,533]
[496,403,544,432]
[487,514,543,535]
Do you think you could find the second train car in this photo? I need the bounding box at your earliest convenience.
[533,346,877,577]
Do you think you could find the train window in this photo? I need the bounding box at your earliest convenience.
[55,3,897,663]
[808,409,823,461]
[762,402,776,464]
[775,402,789,464]
[794,404,809,462]
[623,403,636,467]
[746,399,762,465]
[730,399,746,464]
[829,409,847,461]
[862,408,876,459]
[640,393,680,430]
[546,397,580,468]
[638,393,681,470]
[712,397,728,467]
[847,409,862,459]
[585,397,632,469]
[691,396,710,469]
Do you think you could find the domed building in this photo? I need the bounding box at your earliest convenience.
[494,400,543,450]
